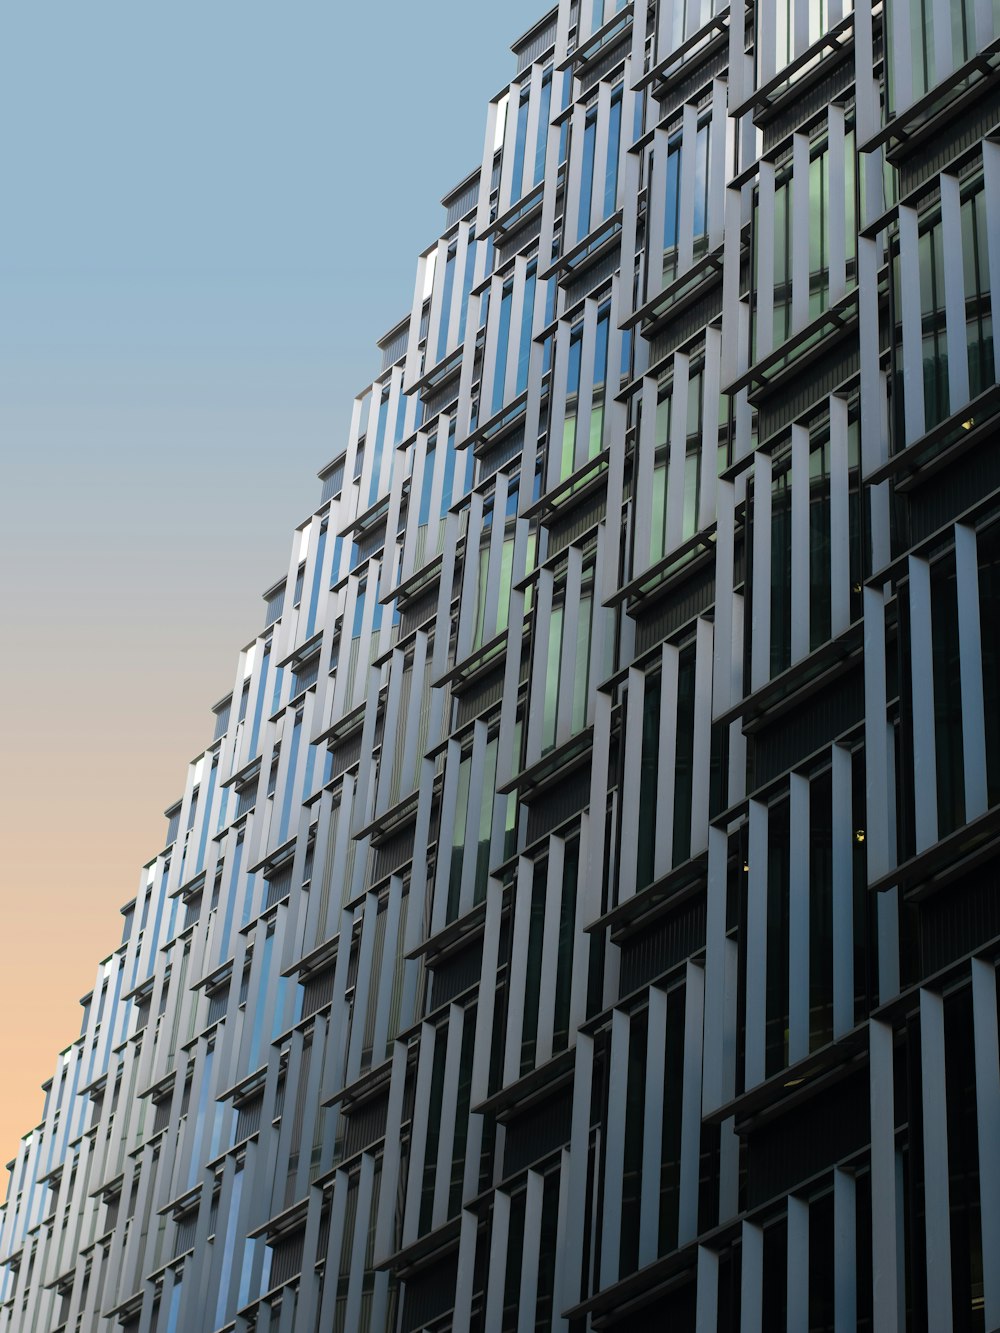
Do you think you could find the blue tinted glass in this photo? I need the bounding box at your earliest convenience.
[303,741,317,799]
[458,231,476,342]
[220,836,245,955]
[594,308,610,389]
[567,330,583,396]
[664,143,680,249]
[492,283,514,416]
[620,327,632,378]
[694,123,709,237]
[516,268,537,396]
[248,934,274,1068]
[441,423,457,517]
[367,388,391,507]
[305,525,327,639]
[436,248,457,364]
[510,90,530,203]
[277,718,300,858]
[578,110,598,237]
[603,90,623,219]
[533,70,553,186]
[419,444,436,525]
[194,759,218,877]
[329,535,343,588]
[352,586,366,637]
[249,645,271,757]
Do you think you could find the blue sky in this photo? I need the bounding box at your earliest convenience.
[0,0,544,1152]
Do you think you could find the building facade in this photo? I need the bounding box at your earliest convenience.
[4,0,1000,1328]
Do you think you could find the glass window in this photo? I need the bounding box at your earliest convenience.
[538,561,595,757]
[367,386,391,508]
[509,87,531,204]
[662,121,710,286]
[603,87,623,219]
[533,69,553,188]
[765,797,791,1077]
[578,107,598,238]
[458,226,477,345]
[649,368,703,565]
[931,549,965,837]
[436,243,457,365]
[962,181,995,400]
[515,263,538,397]
[492,280,515,416]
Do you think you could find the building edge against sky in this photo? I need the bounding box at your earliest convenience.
[4,0,1000,1328]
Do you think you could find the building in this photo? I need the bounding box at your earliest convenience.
[3,0,1000,1328]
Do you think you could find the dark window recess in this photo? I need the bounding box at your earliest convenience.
[634,563,716,656]
[321,458,345,502]
[268,1229,305,1289]
[293,564,306,606]
[745,1068,870,1208]
[352,522,388,568]
[525,764,590,844]
[153,1097,171,1135]
[165,805,182,846]
[751,664,864,790]
[547,489,607,557]
[212,699,232,741]
[264,584,286,630]
[907,437,1000,546]
[901,858,1000,987]
[184,893,202,931]
[293,656,320,696]
[399,589,439,638]
[618,894,707,995]
[478,424,525,483]
[300,967,336,1019]
[618,1278,698,1333]
[401,1251,459,1333]
[430,940,484,1011]
[235,780,259,820]
[371,825,416,882]
[341,1093,389,1159]
[104,1194,121,1233]
[206,985,230,1027]
[315,1208,331,1263]
[455,666,506,728]
[265,865,294,909]
[330,730,364,779]
[422,380,459,423]
[502,1084,574,1178]
[174,1212,197,1256]
[235,1094,264,1142]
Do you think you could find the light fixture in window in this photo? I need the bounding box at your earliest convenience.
[962,418,975,430]
[855,828,866,844]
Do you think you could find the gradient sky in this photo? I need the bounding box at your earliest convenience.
[0,0,543,1166]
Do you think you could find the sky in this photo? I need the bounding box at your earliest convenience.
[0,0,544,1167]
